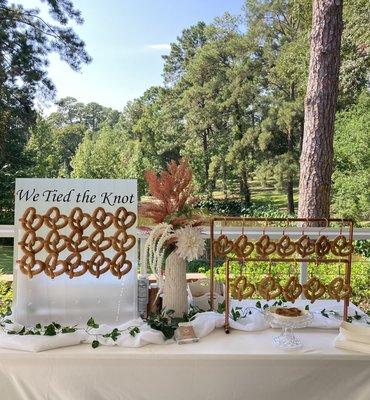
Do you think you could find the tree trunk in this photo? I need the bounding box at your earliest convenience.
[202,129,211,199]
[298,0,343,220]
[240,167,251,207]
[163,252,188,318]
[287,178,295,214]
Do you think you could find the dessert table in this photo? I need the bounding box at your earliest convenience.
[0,328,369,400]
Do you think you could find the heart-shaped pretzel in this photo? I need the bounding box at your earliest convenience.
[230,275,255,301]
[276,235,296,257]
[112,230,136,252]
[110,252,132,279]
[18,231,44,254]
[283,276,302,303]
[326,277,352,302]
[303,277,326,303]
[233,235,254,258]
[258,276,282,301]
[69,207,91,232]
[92,207,114,230]
[255,235,276,258]
[44,229,68,254]
[114,207,136,229]
[65,252,88,279]
[315,235,331,258]
[44,253,67,279]
[44,207,69,229]
[17,254,45,278]
[88,252,111,278]
[88,229,112,252]
[296,235,315,257]
[66,230,89,252]
[330,235,354,257]
[213,235,234,257]
[19,207,44,231]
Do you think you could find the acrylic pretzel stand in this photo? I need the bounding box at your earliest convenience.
[209,217,354,333]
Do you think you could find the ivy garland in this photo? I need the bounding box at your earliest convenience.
[0,309,141,349]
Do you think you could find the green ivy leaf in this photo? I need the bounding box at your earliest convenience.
[52,322,61,329]
[305,305,310,310]
[129,327,140,337]
[256,301,261,309]
[92,340,100,349]
[44,324,57,336]
[35,323,42,329]
[87,317,99,329]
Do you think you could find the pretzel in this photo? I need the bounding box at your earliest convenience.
[17,254,45,278]
[330,235,354,257]
[44,207,69,229]
[213,235,234,257]
[112,230,136,252]
[282,276,302,303]
[110,252,132,279]
[296,235,315,257]
[18,230,44,254]
[19,207,44,231]
[275,307,301,317]
[44,253,67,279]
[114,207,136,230]
[92,207,114,230]
[326,277,352,302]
[69,207,91,232]
[65,252,88,278]
[233,235,254,258]
[88,252,111,278]
[44,229,68,254]
[88,229,112,252]
[276,235,296,257]
[66,230,89,253]
[258,276,282,301]
[230,275,255,301]
[315,235,331,258]
[303,277,326,303]
[255,235,276,258]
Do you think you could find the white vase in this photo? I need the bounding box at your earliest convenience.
[163,251,188,318]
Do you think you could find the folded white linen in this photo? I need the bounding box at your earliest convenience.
[339,322,370,345]
[0,331,86,352]
[334,334,370,354]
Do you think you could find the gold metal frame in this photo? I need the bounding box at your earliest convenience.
[209,217,354,333]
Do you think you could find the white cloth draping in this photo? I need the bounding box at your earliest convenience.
[0,328,369,400]
[0,301,366,352]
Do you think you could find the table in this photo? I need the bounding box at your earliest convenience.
[0,328,369,400]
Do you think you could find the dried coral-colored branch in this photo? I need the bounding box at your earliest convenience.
[139,158,202,227]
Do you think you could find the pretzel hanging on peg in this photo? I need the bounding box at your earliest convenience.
[296,219,315,257]
[255,219,276,258]
[315,219,331,258]
[233,218,254,258]
[257,260,282,301]
[213,218,234,257]
[276,220,295,257]
[330,220,354,257]
[283,259,302,303]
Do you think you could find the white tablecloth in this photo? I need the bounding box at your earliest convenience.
[1,328,369,400]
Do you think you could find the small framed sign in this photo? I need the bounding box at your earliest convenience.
[12,178,138,326]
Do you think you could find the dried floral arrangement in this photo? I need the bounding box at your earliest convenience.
[140,159,205,288]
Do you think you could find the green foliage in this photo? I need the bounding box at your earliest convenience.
[332,91,370,221]
[146,309,178,339]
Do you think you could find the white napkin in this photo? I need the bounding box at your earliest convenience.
[0,331,86,352]
[334,321,370,354]
[191,310,269,337]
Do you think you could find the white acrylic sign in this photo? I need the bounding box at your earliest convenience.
[12,178,138,326]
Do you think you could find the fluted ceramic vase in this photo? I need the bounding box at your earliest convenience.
[163,251,188,317]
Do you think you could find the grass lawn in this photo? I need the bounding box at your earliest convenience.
[0,245,13,274]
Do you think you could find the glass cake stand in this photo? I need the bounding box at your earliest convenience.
[264,307,314,351]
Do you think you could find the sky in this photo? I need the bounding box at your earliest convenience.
[22,0,245,112]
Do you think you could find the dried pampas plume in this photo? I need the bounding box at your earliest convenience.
[139,158,202,228]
